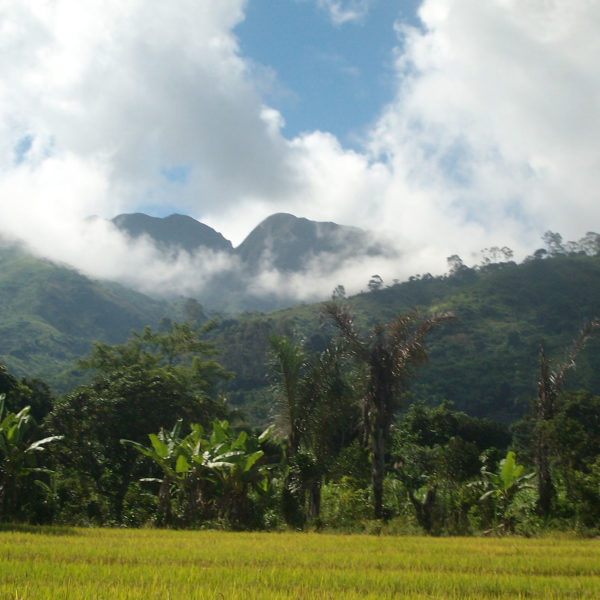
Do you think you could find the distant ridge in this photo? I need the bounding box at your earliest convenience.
[111,211,393,275]
[235,212,391,272]
[112,213,233,254]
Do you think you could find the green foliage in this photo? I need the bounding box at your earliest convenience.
[320,477,371,531]
[211,252,600,426]
[45,322,229,524]
[123,419,275,528]
[514,390,600,529]
[0,394,62,521]
[0,245,170,390]
[268,334,362,525]
[389,402,511,534]
[477,451,535,532]
[325,302,455,519]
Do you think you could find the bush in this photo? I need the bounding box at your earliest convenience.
[320,477,371,531]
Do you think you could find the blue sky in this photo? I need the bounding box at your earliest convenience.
[236,1,421,144]
[1,0,599,300]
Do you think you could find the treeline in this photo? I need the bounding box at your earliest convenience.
[1,307,599,535]
[213,240,600,426]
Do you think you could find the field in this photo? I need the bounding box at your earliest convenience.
[1,527,599,599]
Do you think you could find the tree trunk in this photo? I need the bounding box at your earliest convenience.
[535,429,554,516]
[157,477,171,526]
[308,478,322,519]
[408,485,438,533]
[534,347,555,517]
[371,406,386,520]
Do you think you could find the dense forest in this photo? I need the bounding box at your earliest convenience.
[1,233,600,534]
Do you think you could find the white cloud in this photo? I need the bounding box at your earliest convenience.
[368,0,600,250]
[315,0,371,25]
[0,0,599,309]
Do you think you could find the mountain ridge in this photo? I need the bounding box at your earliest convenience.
[111,213,233,254]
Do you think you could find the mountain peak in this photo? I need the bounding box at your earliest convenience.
[112,213,233,254]
[236,212,387,272]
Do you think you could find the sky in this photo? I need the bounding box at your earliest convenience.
[0,0,599,303]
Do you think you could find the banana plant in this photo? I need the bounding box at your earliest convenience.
[0,394,63,519]
[123,420,274,526]
[180,421,274,524]
[479,450,535,532]
[121,420,205,524]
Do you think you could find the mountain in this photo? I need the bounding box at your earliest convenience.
[235,213,393,272]
[111,211,396,312]
[212,252,600,426]
[0,244,174,390]
[3,221,599,429]
[112,213,233,254]
[112,211,392,271]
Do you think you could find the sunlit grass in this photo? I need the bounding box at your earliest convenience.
[1,528,599,599]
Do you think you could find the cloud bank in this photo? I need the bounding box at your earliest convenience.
[0,0,598,307]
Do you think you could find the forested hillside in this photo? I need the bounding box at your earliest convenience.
[1,244,600,533]
[0,244,172,388]
[1,239,599,425]
[213,252,600,425]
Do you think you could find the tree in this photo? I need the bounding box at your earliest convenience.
[268,336,360,524]
[325,302,454,519]
[268,335,308,460]
[331,285,346,300]
[46,321,229,523]
[0,395,62,520]
[446,254,465,275]
[480,246,514,266]
[368,275,383,292]
[533,319,599,516]
[578,231,600,256]
[0,364,54,423]
[391,401,510,533]
[542,231,565,256]
[300,343,359,519]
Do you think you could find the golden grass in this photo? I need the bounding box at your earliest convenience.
[1,528,599,599]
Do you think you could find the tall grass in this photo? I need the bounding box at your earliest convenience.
[1,528,599,599]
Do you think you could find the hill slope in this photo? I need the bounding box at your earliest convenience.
[1,241,599,427]
[0,244,172,389]
[212,253,600,425]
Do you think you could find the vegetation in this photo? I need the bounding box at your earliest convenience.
[0,236,599,534]
[324,302,454,518]
[214,250,600,426]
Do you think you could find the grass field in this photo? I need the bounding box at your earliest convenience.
[1,527,599,599]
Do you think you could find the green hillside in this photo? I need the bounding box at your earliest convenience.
[0,245,171,389]
[213,253,600,425]
[1,241,599,426]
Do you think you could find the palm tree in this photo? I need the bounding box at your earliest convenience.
[268,336,359,523]
[324,302,454,519]
[534,319,599,516]
[268,335,308,460]
[301,343,359,519]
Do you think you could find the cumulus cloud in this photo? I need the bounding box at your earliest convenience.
[368,0,600,254]
[0,0,295,292]
[0,0,598,309]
